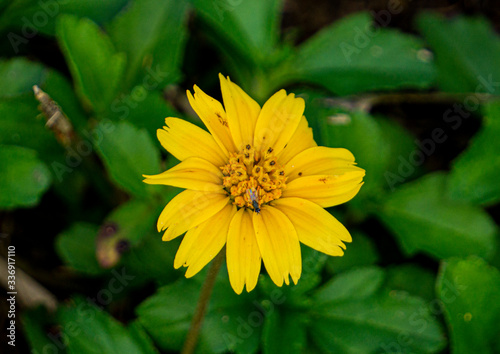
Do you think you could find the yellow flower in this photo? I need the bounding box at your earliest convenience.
[143,74,365,294]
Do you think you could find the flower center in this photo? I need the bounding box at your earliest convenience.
[220,145,286,213]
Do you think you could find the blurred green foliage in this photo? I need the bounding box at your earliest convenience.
[0,0,499,353]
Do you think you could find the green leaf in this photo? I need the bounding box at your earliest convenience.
[121,232,180,286]
[189,0,289,100]
[377,115,421,188]
[0,0,129,36]
[55,222,104,275]
[137,280,197,351]
[56,15,125,113]
[0,89,88,205]
[306,101,389,199]
[107,0,189,91]
[384,264,436,302]
[292,246,327,295]
[326,231,379,274]
[105,199,160,245]
[377,172,498,260]
[0,94,62,161]
[417,13,500,93]
[447,102,500,205]
[310,267,445,354]
[191,0,283,66]
[116,183,180,285]
[291,12,435,95]
[0,59,78,160]
[128,321,160,354]
[21,306,57,353]
[310,292,445,353]
[57,297,156,354]
[313,267,384,306]
[56,191,177,278]
[0,145,51,209]
[262,309,307,354]
[95,121,161,198]
[257,246,326,304]
[95,198,162,268]
[0,58,47,97]
[0,59,87,153]
[437,257,500,354]
[301,91,418,204]
[137,274,261,353]
[200,294,261,354]
[302,92,419,200]
[109,89,181,147]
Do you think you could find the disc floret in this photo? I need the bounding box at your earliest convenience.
[221,145,286,212]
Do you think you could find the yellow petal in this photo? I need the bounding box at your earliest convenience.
[172,203,235,278]
[187,86,237,154]
[219,74,261,150]
[283,172,365,208]
[277,115,317,165]
[157,118,227,167]
[227,208,262,294]
[157,190,228,238]
[272,197,351,256]
[254,90,305,156]
[285,146,363,182]
[143,157,223,192]
[162,192,230,241]
[157,190,195,232]
[253,205,301,286]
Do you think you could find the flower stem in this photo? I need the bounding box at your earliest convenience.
[181,250,225,354]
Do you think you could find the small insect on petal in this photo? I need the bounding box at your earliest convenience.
[246,188,260,214]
